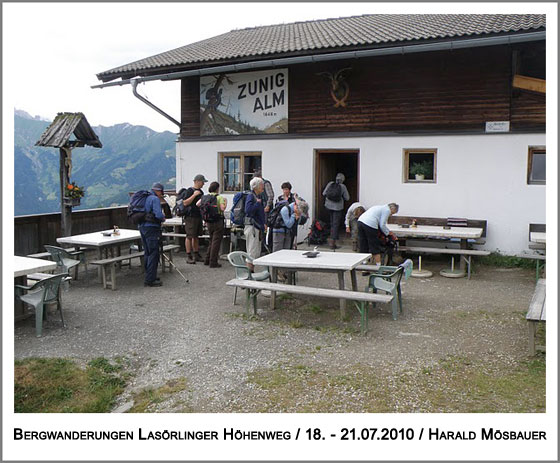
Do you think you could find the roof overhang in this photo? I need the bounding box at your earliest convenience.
[93,31,545,90]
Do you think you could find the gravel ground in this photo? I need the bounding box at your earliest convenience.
[13,244,541,412]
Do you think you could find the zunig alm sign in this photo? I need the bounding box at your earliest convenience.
[200,69,288,136]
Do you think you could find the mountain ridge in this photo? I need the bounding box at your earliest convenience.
[14,111,177,216]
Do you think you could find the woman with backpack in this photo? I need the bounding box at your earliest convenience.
[197,181,227,268]
[322,173,350,250]
[270,196,309,253]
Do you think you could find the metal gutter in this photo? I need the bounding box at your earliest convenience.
[130,78,181,128]
[92,31,545,89]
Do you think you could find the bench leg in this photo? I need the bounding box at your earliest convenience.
[528,321,536,356]
[100,265,108,289]
[354,301,368,336]
[245,289,258,315]
[338,270,347,319]
[110,263,117,290]
[461,255,472,279]
[168,252,174,272]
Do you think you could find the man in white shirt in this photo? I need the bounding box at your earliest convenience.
[345,202,365,252]
[358,203,399,264]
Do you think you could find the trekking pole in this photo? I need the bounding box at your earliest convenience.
[160,237,189,283]
[162,252,189,283]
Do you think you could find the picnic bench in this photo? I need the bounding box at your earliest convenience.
[226,278,393,335]
[91,244,180,290]
[526,279,546,356]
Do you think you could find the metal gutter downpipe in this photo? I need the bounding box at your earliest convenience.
[92,31,545,90]
[130,78,181,128]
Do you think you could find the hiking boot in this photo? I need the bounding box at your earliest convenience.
[186,253,196,264]
[195,252,204,262]
[144,280,163,287]
[209,263,222,268]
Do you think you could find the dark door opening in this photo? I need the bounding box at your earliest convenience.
[314,149,359,236]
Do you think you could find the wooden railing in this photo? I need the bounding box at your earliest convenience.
[15,206,130,256]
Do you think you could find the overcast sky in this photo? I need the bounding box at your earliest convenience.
[3,2,390,133]
[3,2,546,133]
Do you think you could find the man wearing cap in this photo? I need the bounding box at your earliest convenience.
[140,183,166,287]
[181,174,208,264]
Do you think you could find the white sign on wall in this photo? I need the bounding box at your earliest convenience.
[200,69,288,136]
[485,121,510,132]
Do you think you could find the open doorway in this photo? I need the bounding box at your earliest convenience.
[314,149,359,237]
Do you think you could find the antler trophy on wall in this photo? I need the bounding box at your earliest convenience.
[316,67,351,108]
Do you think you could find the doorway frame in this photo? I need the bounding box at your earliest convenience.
[313,148,360,221]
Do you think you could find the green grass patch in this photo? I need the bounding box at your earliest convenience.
[307,304,324,314]
[128,378,190,413]
[15,357,127,413]
[480,252,536,269]
[244,356,545,413]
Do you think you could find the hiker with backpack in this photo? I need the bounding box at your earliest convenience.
[345,202,366,252]
[244,176,266,271]
[252,169,274,215]
[322,173,350,250]
[269,196,309,254]
[138,182,166,287]
[180,174,208,264]
[276,181,297,249]
[197,181,227,268]
[358,203,399,265]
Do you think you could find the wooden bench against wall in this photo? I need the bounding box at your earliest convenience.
[388,216,488,244]
[388,216,488,278]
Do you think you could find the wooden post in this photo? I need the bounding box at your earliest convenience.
[59,147,72,237]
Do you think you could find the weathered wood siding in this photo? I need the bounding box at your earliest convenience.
[15,207,129,256]
[180,43,545,138]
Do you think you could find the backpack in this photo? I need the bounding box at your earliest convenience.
[325,182,342,202]
[307,219,329,245]
[172,188,189,217]
[266,200,290,229]
[127,190,152,225]
[230,191,251,226]
[199,194,221,223]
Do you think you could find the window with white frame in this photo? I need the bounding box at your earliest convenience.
[220,152,262,192]
[403,149,437,183]
[527,146,545,185]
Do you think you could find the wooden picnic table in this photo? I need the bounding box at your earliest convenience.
[253,249,371,317]
[387,224,484,275]
[57,229,142,281]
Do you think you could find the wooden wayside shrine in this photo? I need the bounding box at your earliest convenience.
[35,112,102,237]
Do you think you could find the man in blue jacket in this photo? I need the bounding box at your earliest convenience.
[140,182,166,287]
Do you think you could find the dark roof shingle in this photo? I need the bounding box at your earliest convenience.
[97,14,545,82]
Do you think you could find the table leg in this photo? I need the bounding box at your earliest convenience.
[270,267,278,310]
[350,269,358,291]
[338,270,347,318]
[459,239,468,271]
[97,248,103,282]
